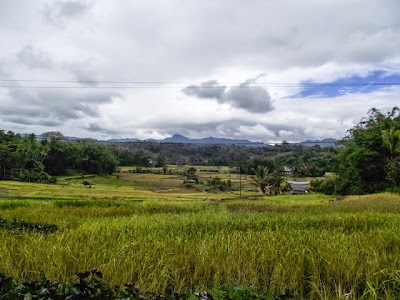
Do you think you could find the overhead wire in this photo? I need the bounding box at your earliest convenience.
[0,78,399,89]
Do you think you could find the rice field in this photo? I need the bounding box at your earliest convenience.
[1,172,400,299]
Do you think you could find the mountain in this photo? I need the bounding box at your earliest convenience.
[27,134,81,141]
[105,138,139,143]
[161,134,191,143]
[299,138,338,147]
[30,132,337,147]
[159,134,265,146]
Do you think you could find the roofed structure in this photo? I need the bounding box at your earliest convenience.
[281,166,293,175]
[287,180,310,194]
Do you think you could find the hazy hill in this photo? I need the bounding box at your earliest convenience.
[159,134,265,146]
[299,138,337,147]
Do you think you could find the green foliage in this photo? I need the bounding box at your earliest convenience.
[251,166,283,194]
[0,131,54,183]
[0,271,278,300]
[82,180,92,188]
[0,218,57,234]
[108,139,337,175]
[248,156,276,173]
[41,131,65,141]
[335,107,400,194]
[0,270,150,300]
[206,176,232,191]
[381,126,400,158]
[186,167,198,182]
[0,131,118,182]
[2,178,400,298]
[156,155,166,167]
[309,179,336,195]
[111,146,152,167]
[251,165,270,194]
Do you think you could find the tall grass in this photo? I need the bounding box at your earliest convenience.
[1,179,400,298]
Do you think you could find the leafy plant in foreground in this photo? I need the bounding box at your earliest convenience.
[0,218,58,234]
[0,271,276,300]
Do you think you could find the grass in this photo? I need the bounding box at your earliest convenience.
[1,171,400,299]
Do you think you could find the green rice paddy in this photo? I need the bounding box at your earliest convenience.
[1,169,400,299]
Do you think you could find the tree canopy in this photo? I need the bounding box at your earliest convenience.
[0,131,118,183]
[335,107,400,194]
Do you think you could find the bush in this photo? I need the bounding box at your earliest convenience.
[18,170,57,184]
[82,180,92,188]
[309,178,336,195]
[0,218,58,234]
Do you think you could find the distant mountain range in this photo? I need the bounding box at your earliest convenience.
[101,134,265,146]
[32,133,338,147]
[159,134,266,146]
[299,138,338,147]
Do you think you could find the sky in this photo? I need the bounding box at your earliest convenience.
[0,0,399,143]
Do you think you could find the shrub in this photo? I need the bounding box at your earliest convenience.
[310,178,336,195]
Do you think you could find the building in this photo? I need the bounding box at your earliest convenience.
[286,180,310,194]
[281,166,293,175]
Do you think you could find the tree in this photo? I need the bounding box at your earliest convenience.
[251,165,270,194]
[155,155,166,167]
[186,167,197,180]
[381,126,400,185]
[42,131,65,141]
[335,107,400,194]
[268,172,283,195]
[382,126,400,159]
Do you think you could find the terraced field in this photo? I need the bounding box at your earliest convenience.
[1,171,400,299]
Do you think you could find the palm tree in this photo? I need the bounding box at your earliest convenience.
[382,126,400,185]
[251,165,270,194]
[382,126,400,160]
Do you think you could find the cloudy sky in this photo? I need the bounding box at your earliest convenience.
[1,0,399,143]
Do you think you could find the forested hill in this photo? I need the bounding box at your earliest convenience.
[158,134,266,146]
[110,141,338,176]
[30,133,338,147]
[1,129,338,183]
[0,131,118,183]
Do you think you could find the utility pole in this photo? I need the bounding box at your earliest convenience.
[239,167,242,199]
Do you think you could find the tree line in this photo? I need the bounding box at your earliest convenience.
[0,131,118,183]
[109,141,338,177]
[333,107,400,194]
[2,106,398,195]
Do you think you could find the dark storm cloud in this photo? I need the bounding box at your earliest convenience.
[182,80,226,100]
[86,123,120,135]
[17,46,52,69]
[43,0,93,25]
[224,84,273,113]
[182,77,273,113]
[0,88,120,126]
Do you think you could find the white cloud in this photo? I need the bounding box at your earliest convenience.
[278,130,294,138]
[0,0,399,141]
[236,124,276,140]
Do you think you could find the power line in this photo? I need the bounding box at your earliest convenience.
[0,85,399,89]
[0,79,399,89]
[1,80,400,86]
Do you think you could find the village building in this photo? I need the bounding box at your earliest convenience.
[280,166,293,175]
[286,180,310,194]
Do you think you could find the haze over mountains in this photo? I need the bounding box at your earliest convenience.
[33,133,338,147]
[105,134,338,147]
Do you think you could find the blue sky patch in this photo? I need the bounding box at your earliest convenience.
[297,70,400,98]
